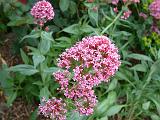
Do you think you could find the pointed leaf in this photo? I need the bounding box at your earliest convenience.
[20,49,29,64]
[8,64,39,76]
[106,105,125,116]
[127,53,153,62]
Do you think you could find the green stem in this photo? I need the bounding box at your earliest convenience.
[101,10,123,35]
[127,72,152,120]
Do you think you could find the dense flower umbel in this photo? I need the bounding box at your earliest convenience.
[54,36,121,115]
[149,0,160,19]
[30,0,54,26]
[38,97,67,120]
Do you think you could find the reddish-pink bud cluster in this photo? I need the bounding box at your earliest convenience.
[112,0,140,20]
[139,12,148,19]
[149,0,160,19]
[38,97,67,120]
[30,0,55,26]
[53,36,121,115]
[112,0,139,5]
[112,0,119,5]
[121,10,132,20]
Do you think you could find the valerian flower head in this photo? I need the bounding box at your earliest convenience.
[30,0,55,26]
[38,97,67,120]
[149,0,160,19]
[53,36,121,115]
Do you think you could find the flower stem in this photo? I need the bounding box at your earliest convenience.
[101,10,123,35]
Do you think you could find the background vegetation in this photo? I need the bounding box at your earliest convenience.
[0,0,160,120]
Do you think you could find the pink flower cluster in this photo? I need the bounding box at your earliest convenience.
[151,22,160,34]
[30,0,55,26]
[54,36,121,115]
[139,12,147,19]
[112,0,140,5]
[121,10,132,19]
[112,0,140,20]
[149,0,160,19]
[38,97,67,120]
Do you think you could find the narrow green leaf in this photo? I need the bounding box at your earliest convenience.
[107,79,117,92]
[97,91,117,115]
[106,105,125,116]
[20,49,29,64]
[63,24,80,35]
[150,114,160,120]
[88,8,98,25]
[99,116,108,120]
[43,67,63,73]
[142,101,150,110]
[0,64,13,96]
[130,64,147,72]
[7,91,17,106]
[150,98,160,115]
[150,59,160,80]
[8,64,39,76]
[127,53,153,62]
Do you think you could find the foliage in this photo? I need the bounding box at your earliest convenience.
[0,0,160,120]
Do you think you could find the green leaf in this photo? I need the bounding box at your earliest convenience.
[32,55,45,68]
[158,49,160,59]
[59,0,70,12]
[150,114,160,120]
[69,1,77,15]
[43,67,63,73]
[150,98,160,115]
[0,64,13,96]
[97,91,117,115]
[21,30,41,42]
[107,79,117,92]
[127,53,153,62]
[150,59,160,80]
[142,101,150,110]
[130,64,147,72]
[7,16,33,26]
[106,105,125,116]
[20,49,29,64]
[53,37,72,48]
[63,24,80,35]
[39,31,53,54]
[32,81,43,86]
[41,31,54,41]
[67,111,87,120]
[39,38,51,55]
[40,87,50,100]
[88,8,98,25]
[8,64,39,76]
[81,24,94,33]
[7,91,17,106]
[99,116,108,120]
[29,108,38,120]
